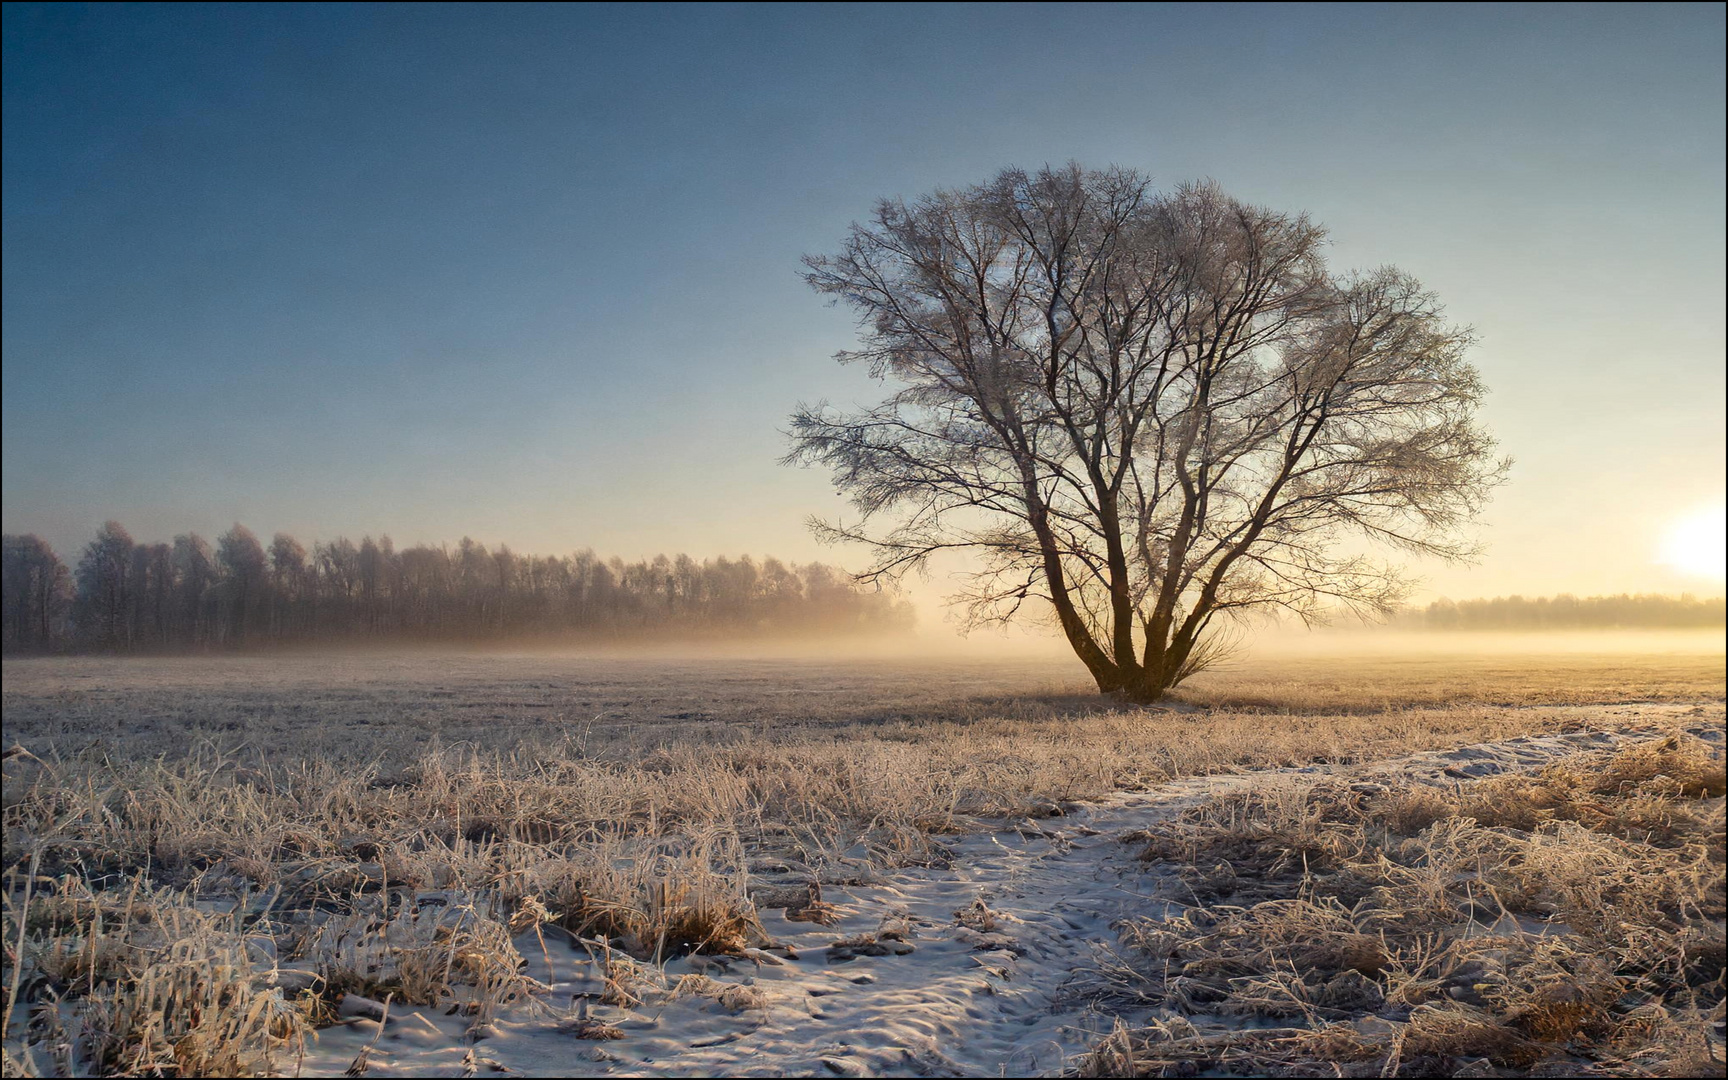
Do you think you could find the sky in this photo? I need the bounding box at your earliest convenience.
[3,2,1724,618]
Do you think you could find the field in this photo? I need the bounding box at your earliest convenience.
[2,640,1723,1077]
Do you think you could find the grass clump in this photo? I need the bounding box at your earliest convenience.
[1089,730,1726,1077]
[2,873,311,1078]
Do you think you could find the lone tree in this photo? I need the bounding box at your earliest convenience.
[787,165,1506,702]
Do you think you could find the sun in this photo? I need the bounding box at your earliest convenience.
[1659,506,1727,581]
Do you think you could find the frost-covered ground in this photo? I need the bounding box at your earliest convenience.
[291,705,1720,1078]
[3,650,1721,1078]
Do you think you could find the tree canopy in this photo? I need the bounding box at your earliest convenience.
[789,164,1506,700]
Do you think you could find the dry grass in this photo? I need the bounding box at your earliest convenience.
[1,648,1720,1076]
[1,866,314,1078]
[1174,643,1725,713]
[1085,731,1727,1077]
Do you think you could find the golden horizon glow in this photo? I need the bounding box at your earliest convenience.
[1659,506,1727,582]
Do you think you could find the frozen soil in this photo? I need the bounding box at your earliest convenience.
[292,703,1721,1078]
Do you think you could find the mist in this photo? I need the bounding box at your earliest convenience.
[1,521,915,654]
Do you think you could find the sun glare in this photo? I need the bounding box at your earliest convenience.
[1659,506,1727,580]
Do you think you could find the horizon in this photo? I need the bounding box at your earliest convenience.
[4,515,1723,664]
[6,518,1726,610]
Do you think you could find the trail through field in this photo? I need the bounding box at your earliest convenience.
[298,703,1720,1078]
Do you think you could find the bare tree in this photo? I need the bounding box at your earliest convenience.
[172,533,216,647]
[128,542,173,648]
[74,520,136,649]
[217,524,267,645]
[2,534,71,651]
[787,165,1506,701]
[269,532,308,637]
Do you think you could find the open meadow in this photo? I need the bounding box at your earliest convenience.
[8,4,1725,1077]
[2,639,1723,1077]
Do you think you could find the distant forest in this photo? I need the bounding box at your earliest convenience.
[1,522,914,653]
[1399,593,1725,631]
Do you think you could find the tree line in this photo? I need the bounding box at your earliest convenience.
[1401,593,1725,631]
[2,522,914,653]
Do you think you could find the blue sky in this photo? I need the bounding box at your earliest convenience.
[4,2,1723,602]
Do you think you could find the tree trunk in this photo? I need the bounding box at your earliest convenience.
[1116,667,1174,704]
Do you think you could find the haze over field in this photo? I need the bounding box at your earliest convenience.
[4,3,1724,625]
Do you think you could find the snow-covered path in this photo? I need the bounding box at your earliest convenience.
[299,704,1720,1078]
